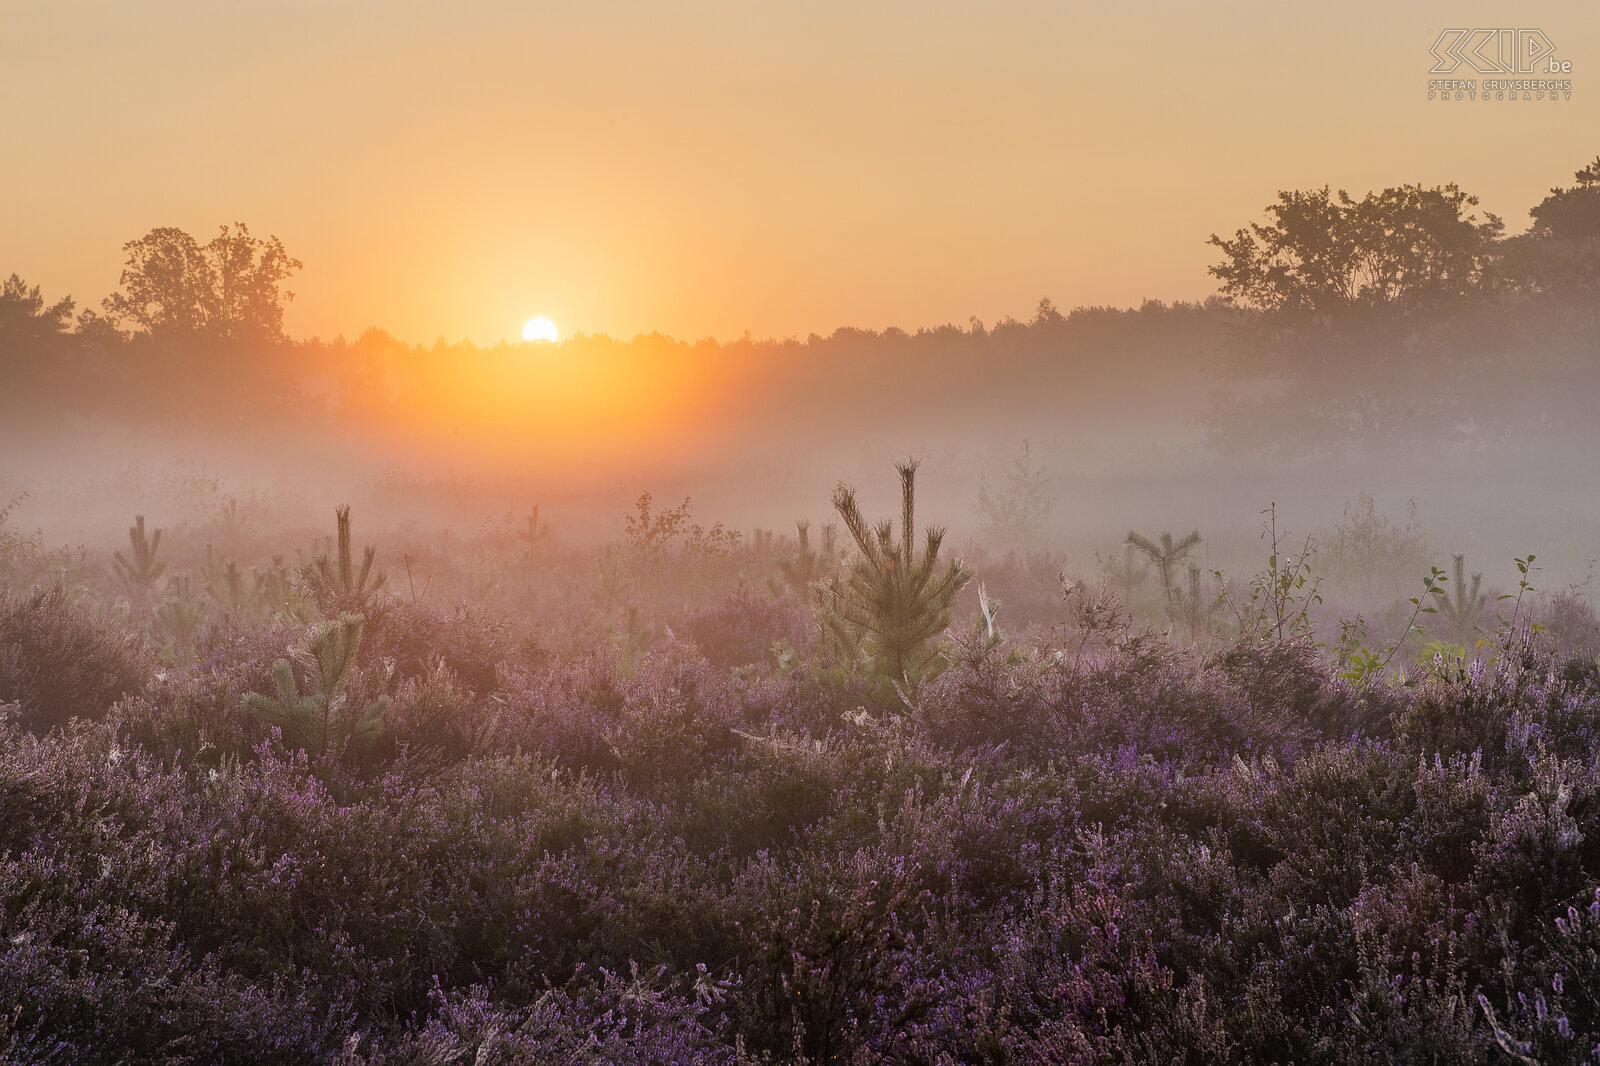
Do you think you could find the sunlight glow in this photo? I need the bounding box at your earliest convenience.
[522,316,558,343]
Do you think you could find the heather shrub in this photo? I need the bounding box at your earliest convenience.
[17,519,1600,1060]
[368,599,537,694]
[382,657,488,762]
[915,635,1059,755]
[109,669,262,764]
[686,584,812,669]
[493,652,627,774]
[0,584,149,733]
[1393,668,1525,770]
[194,612,301,696]
[1204,636,1354,737]
[722,842,935,1061]
[676,740,848,856]
[1231,743,1414,906]
[0,880,346,1065]
[350,966,742,1066]
[606,643,747,797]
[1479,887,1600,1063]
[1471,753,1597,918]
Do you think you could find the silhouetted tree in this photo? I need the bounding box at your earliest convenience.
[102,223,302,341]
[1501,155,1600,295]
[1208,184,1502,323]
[1530,156,1600,246]
[0,275,74,341]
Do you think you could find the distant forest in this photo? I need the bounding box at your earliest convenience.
[3,156,1597,465]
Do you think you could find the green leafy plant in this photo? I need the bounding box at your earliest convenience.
[242,613,387,754]
[1493,554,1540,636]
[1417,639,1470,681]
[1335,614,1384,683]
[1216,504,1321,643]
[684,519,742,563]
[1378,564,1450,675]
[815,460,973,692]
[624,492,691,562]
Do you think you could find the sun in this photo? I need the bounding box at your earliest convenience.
[522,316,558,343]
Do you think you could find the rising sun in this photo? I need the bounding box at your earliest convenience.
[522,316,558,343]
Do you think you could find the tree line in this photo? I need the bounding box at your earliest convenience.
[3,155,1596,452]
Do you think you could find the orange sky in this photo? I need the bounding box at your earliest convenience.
[4,0,1596,345]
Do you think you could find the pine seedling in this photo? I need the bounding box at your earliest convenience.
[154,576,206,661]
[776,520,823,596]
[1126,529,1202,619]
[199,544,250,613]
[255,555,311,622]
[1100,543,1151,599]
[213,494,246,542]
[304,505,386,615]
[113,515,166,605]
[522,505,551,561]
[242,613,388,754]
[816,460,974,690]
[1437,553,1488,630]
[1178,562,1225,640]
[198,544,226,595]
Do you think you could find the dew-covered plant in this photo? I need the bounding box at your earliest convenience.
[241,613,387,754]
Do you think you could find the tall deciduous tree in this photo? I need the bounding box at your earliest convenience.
[1207,184,1502,323]
[102,223,302,341]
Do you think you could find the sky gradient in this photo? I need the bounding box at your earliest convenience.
[5,0,1596,344]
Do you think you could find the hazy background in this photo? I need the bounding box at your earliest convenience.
[2,0,1598,617]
